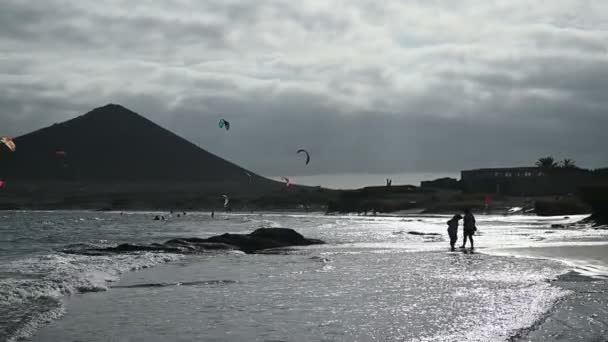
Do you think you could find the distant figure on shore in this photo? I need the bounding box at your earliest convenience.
[154,215,160,221]
[211,211,215,219]
[447,214,462,251]
[460,209,477,249]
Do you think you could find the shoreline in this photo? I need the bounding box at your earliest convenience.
[29,246,603,342]
[511,271,608,341]
[485,244,608,279]
[10,213,608,341]
[482,244,608,340]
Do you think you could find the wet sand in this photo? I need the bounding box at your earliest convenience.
[512,271,608,341]
[493,244,608,276]
[492,244,608,341]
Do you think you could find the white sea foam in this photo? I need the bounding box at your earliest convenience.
[1,252,182,307]
[3,212,608,341]
[0,251,182,341]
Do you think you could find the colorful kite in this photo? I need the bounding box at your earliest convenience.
[218,119,230,131]
[1,137,16,152]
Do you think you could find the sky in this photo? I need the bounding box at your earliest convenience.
[1,0,608,180]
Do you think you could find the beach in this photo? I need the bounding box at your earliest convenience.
[490,245,608,341]
[1,211,607,341]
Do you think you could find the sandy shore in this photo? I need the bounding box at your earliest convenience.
[512,271,608,341]
[491,244,608,277]
[490,244,608,341]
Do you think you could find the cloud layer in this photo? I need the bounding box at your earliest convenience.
[1,0,607,176]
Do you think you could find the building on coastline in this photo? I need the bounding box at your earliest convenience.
[460,167,595,196]
[420,177,461,190]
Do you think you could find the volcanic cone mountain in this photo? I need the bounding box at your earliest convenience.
[0,104,261,183]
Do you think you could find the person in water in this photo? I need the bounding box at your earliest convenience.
[461,209,477,249]
[446,214,462,251]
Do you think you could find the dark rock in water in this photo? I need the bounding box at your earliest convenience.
[550,224,567,229]
[163,239,237,252]
[206,228,324,254]
[63,243,185,255]
[63,228,324,255]
[407,231,441,236]
[310,256,330,263]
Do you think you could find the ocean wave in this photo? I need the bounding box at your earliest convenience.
[0,251,182,341]
[3,296,65,342]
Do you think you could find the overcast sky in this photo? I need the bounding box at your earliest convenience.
[1,0,607,178]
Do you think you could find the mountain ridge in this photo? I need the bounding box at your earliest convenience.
[0,103,264,183]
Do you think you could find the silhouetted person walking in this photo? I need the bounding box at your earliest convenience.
[447,214,462,251]
[461,209,476,249]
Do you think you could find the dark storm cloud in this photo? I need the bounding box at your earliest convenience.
[1,0,607,176]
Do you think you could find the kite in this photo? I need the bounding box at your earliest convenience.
[0,181,4,188]
[1,137,16,152]
[281,177,291,188]
[218,119,230,131]
[222,194,230,208]
[297,149,310,165]
[55,150,67,157]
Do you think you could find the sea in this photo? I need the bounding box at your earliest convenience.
[1,211,607,341]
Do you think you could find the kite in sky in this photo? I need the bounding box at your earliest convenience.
[297,149,310,165]
[1,137,16,152]
[218,119,230,131]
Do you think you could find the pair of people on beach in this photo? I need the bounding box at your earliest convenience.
[447,209,476,251]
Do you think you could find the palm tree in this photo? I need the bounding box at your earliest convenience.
[560,159,577,169]
[535,156,558,169]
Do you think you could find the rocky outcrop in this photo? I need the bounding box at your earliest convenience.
[63,228,324,255]
[580,186,608,226]
[202,228,324,253]
[534,199,590,216]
